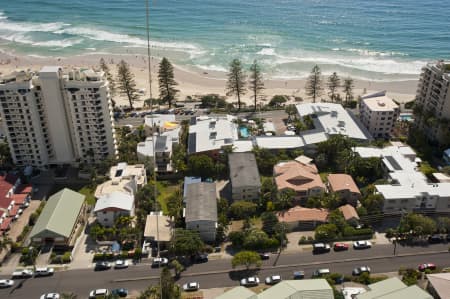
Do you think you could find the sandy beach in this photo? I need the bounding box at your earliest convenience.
[0,50,418,108]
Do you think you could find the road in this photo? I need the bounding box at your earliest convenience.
[1,243,448,299]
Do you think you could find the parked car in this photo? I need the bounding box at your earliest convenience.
[114,260,129,269]
[428,235,443,244]
[313,243,331,254]
[352,266,371,276]
[12,269,34,278]
[313,268,330,277]
[418,263,436,272]
[111,288,128,297]
[151,257,169,268]
[194,254,208,263]
[94,262,111,271]
[293,271,305,280]
[35,267,55,277]
[333,243,349,251]
[259,252,270,260]
[40,293,60,299]
[183,282,200,292]
[353,240,372,249]
[240,276,260,287]
[265,275,282,285]
[0,279,14,288]
[89,289,109,298]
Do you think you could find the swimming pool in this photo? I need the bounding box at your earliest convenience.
[399,113,414,122]
[240,127,249,138]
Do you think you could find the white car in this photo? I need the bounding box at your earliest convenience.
[40,293,60,299]
[89,289,109,298]
[265,275,282,285]
[353,240,372,249]
[151,257,169,268]
[240,276,260,287]
[114,260,129,269]
[0,279,14,288]
[12,269,34,278]
[35,267,55,277]
[183,282,200,291]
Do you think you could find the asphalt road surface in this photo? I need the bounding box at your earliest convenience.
[1,243,449,299]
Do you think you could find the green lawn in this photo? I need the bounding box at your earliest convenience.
[78,186,96,206]
[155,181,180,214]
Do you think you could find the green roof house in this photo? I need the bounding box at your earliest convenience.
[215,286,257,299]
[357,277,432,299]
[30,188,86,246]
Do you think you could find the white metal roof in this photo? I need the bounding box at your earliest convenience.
[255,136,304,149]
[94,191,134,212]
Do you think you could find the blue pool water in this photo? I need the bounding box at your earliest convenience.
[399,114,413,122]
[240,127,249,138]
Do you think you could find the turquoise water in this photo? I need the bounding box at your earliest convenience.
[240,127,250,138]
[399,114,414,122]
[1,0,449,80]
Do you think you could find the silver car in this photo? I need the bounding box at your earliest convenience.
[182,282,200,291]
[353,240,372,249]
[352,266,371,276]
[40,293,60,299]
[240,276,260,287]
[0,279,14,288]
[265,275,282,285]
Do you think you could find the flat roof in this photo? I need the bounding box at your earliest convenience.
[144,214,173,242]
[185,182,217,222]
[255,136,304,149]
[228,153,261,188]
[361,95,399,111]
[144,114,176,128]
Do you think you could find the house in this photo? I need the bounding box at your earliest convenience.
[355,142,450,213]
[258,279,333,299]
[215,286,257,299]
[185,182,217,242]
[143,212,173,252]
[228,153,261,201]
[137,135,174,173]
[339,204,360,223]
[274,156,326,202]
[277,206,329,231]
[328,174,361,205]
[29,188,86,246]
[357,277,432,299]
[187,115,239,156]
[0,174,31,234]
[359,91,399,138]
[95,162,146,197]
[183,176,202,203]
[296,103,372,148]
[426,272,450,299]
[93,191,134,227]
[144,114,178,135]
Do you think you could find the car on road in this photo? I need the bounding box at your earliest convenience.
[195,254,208,263]
[259,252,270,260]
[240,276,260,287]
[12,269,34,278]
[0,279,14,288]
[313,268,330,277]
[111,288,128,297]
[151,257,169,268]
[352,266,371,276]
[40,293,60,299]
[333,243,349,251]
[35,267,55,277]
[313,243,331,254]
[94,262,111,271]
[265,275,282,285]
[183,282,200,291]
[428,235,443,244]
[418,263,436,272]
[89,288,110,298]
[353,240,372,249]
[114,260,129,269]
[293,271,305,280]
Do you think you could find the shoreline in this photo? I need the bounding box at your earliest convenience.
[0,50,418,108]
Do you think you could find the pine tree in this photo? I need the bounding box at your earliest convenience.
[99,58,116,108]
[343,77,354,104]
[327,72,341,103]
[158,57,179,108]
[305,65,323,103]
[226,59,246,111]
[249,60,265,111]
[116,60,139,109]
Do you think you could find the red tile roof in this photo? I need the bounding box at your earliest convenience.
[274,160,325,194]
[0,174,17,210]
[328,174,360,194]
[0,217,12,231]
[9,205,20,217]
[277,206,329,223]
[12,193,28,205]
[339,204,360,220]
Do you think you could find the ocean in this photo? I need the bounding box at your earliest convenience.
[0,0,449,81]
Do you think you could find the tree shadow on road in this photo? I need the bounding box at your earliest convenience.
[229,269,259,281]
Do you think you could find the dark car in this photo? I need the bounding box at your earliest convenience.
[111,288,128,298]
[195,254,208,263]
[259,253,270,260]
[428,235,443,244]
[94,262,111,271]
[313,243,331,254]
[293,271,305,280]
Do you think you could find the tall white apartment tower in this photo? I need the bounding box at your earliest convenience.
[415,61,450,145]
[0,66,117,168]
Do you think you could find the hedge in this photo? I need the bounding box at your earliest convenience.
[343,227,373,237]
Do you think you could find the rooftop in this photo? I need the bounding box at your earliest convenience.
[339,204,360,220]
[361,92,399,112]
[357,277,432,299]
[228,153,261,188]
[109,163,146,186]
[274,158,325,193]
[144,114,177,129]
[328,174,361,194]
[254,136,305,149]
[93,191,134,212]
[426,272,450,299]
[277,206,329,223]
[215,286,256,299]
[296,103,372,145]
[144,213,173,242]
[258,279,333,299]
[185,182,217,223]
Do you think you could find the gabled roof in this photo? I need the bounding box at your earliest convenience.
[94,191,134,212]
[215,286,256,299]
[30,188,85,240]
[277,206,329,223]
[228,153,261,188]
[328,174,360,194]
[274,159,325,193]
[426,273,450,299]
[258,279,333,299]
[339,204,360,220]
[357,277,432,299]
[185,182,217,223]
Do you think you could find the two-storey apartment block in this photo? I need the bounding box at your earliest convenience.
[228,153,261,201]
[359,91,399,138]
[415,61,450,145]
[0,67,117,168]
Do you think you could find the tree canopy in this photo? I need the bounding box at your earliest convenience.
[231,250,262,270]
[158,57,179,108]
[117,60,139,109]
[170,229,205,257]
[226,59,246,110]
[305,65,323,103]
[248,60,265,111]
